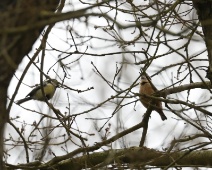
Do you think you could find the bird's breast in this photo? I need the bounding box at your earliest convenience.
[32,84,56,101]
[139,83,155,95]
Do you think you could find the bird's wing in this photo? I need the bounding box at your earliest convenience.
[26,82,48,97]
[145,75,158,92]
[151,83,158,92]
[26,85,40,97]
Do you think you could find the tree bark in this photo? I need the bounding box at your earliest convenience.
[7,147,212,169]
[192,0,212,81]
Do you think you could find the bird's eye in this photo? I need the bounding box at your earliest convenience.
[141,82,147,85]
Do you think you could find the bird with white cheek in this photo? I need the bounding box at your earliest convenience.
[139,75,167,121]
[16,79,59,105]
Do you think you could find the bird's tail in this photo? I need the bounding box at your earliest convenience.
[157,109,167,121]
[16,97,32,105]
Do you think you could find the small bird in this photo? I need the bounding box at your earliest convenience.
[16,79,59,105]
[139,75,167,121]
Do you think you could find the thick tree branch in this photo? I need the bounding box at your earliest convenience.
[7,146,212,170]
[159,81,212,97]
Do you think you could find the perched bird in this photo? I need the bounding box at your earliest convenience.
[16,79,59,105]
[139,75,167,121]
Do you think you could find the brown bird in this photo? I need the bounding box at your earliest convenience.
[139,75,167,121]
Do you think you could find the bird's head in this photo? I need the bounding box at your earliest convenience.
[46,79,59,88]
[141,75,147,80]
[141,75,149,83]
